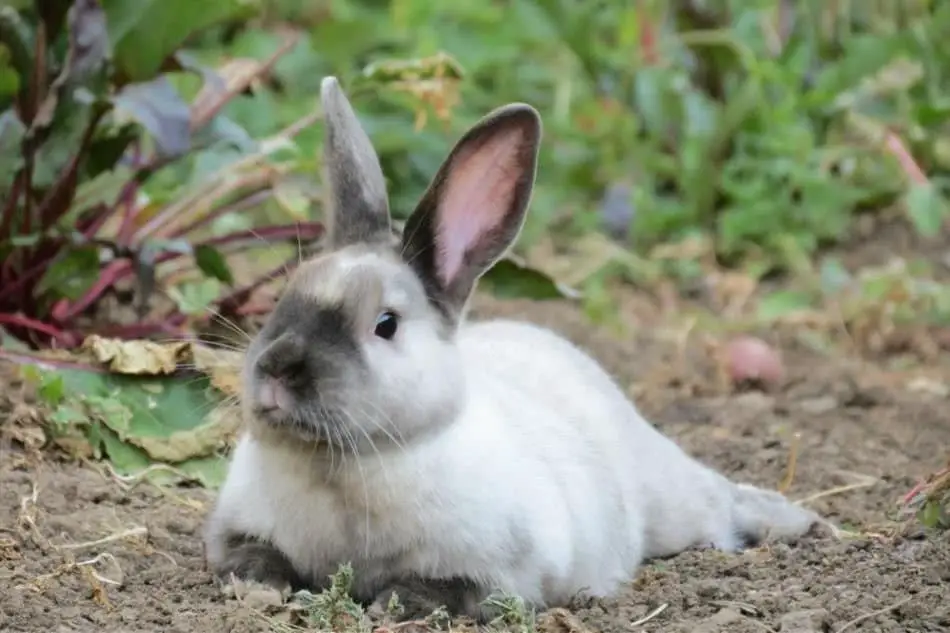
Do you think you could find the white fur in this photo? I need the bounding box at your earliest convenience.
[207,316,818,609]
[205,80,821,613]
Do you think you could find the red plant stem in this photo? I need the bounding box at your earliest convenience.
[50,259,128,323]
[95,313,188,339]
[883,131,928,186]
[190,34,300,130]
[37,107,107,231]
[79,202,115,238]
[0,171,24,240]
[0,256,51,305]
[638,0,660,66]
[52,223,322,323]
[0,312,68,341]
[0,349,108,372]
[0,233,77,308]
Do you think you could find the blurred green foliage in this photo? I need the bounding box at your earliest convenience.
[3,0,950,305]
[178,0,950,268]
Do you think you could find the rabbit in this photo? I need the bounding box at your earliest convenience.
[203,76,824,622]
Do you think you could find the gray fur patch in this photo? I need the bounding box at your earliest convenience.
[321,77,392,248]
[367,576,496,624]
[213,532,305,591]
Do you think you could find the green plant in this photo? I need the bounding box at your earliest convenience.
[229,1,950,270]
[0,0,321,348]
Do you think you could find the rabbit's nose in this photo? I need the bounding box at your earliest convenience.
[257,377,293,412]
[255,334,307,383]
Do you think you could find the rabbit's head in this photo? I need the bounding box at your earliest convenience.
[242,77,542,450]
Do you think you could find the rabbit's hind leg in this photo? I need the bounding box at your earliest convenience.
[729,483,826,547]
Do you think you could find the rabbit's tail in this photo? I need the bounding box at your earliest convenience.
[729,482,825,547]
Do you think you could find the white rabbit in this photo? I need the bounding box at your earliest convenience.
[203,76,822,621]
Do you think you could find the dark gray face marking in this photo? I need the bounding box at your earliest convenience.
[249,291,364,438]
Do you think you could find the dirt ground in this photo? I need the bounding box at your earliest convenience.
[3,242,950,632]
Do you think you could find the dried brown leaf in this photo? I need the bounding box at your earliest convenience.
[80,335,188,375]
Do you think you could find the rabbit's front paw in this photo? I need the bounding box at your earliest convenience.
[212,531,303,594]
[368,576,494,624]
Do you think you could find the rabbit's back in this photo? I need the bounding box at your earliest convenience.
[456,319,745,562]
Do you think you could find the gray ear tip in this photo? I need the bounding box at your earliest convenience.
[320,76,342,104]
[498,102,541,128]
[498,103,542,135]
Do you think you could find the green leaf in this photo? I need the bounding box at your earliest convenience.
[918,500,945,529]
[167,277,222,315]
[0,44,21,99]
[191,114,257,153]
[38,373,66,406]
[905,182,947,238]
[36,363,235,488]
[35,0,73,40]
[30,0,111,187]
[0,108,25,190]
[84,123,138,178]
[757,290,815,322]
[194,244,234,285]
[35,245,101,301]
[111,76,191,158]
[481,257,578,301]
[0,6,35,92]
[102,0,258,82]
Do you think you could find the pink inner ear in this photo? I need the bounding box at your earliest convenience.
[436,128,525,286]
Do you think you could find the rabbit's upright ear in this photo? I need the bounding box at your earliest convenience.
[401,104,541,322]
[320,76,391,248]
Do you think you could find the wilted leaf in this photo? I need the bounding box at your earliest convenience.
[189,343,243,398]
[481,256,579,300]
[33,362,236,477]
[190,57,265,121]
[102,0,257,82]
[362,52,465,83]
[32,0,110,133]
[906,182,947,238]
[194,244,234,285]
[81,335,189,375]
[112,76,191,158]
[123,404,239,464]
[35,245,101,301]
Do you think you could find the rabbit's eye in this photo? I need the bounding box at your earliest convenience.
[374,311,398,340]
